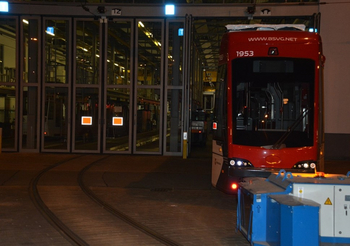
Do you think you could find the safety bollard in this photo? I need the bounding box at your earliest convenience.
[183,132,187,159]
[183,140,187,159]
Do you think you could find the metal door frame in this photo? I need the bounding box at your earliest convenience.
[102,18,134,154]
[72,18,102,154]
[19,16,41,152]
[41,17,72,153]
[133,18,164,155]
[162,17,190,156]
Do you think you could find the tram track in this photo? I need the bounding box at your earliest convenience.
[28,155,88,246]
[28,154,181,246]
[78,159,180,246]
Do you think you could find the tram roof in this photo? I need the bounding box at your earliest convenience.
[226,24,306,32]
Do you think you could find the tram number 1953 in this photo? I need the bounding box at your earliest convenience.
[236,51,254,57]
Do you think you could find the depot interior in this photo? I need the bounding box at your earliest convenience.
[0,0,348,158]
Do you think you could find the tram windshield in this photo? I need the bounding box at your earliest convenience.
[232,58,315,148]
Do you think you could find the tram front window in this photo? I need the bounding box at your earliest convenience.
[232,58,315,148]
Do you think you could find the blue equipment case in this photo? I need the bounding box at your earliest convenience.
[237,170,350,245]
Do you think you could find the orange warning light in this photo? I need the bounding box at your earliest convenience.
[113,117,123,126]
[81,116,92,125]
[314,172,325,178]
[231,183,238,190]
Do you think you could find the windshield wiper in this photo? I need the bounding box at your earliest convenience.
[271,109,309,149]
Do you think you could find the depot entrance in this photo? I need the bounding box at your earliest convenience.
[1,14,318,155]
[41,18,188,154]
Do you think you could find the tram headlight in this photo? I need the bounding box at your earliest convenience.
[293,160,317,170]
[228,158,253,167]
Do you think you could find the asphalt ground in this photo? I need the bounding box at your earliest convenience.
[0,141,251,246]
[0,142,349,245]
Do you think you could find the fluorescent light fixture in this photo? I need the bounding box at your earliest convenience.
[178,28,184,36]
[165,4,175,15]
[0,1,9,12]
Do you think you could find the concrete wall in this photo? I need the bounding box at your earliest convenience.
[321,1,350,159]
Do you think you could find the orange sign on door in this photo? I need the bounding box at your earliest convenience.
[113,117,123,126]
[81,116,92,125]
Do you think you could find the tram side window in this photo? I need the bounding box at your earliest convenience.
[213,64,227,140]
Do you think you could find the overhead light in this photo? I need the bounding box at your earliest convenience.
[46,27,55,36]
[0,1,8,12]
[165,4,175,15]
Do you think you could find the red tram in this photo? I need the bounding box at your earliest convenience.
[211,24,325,194]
